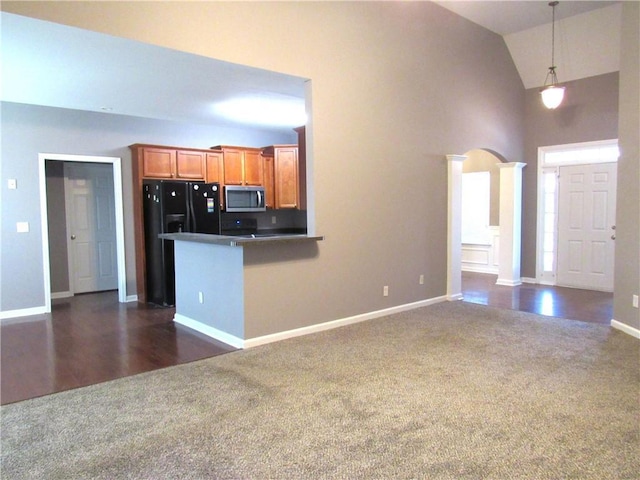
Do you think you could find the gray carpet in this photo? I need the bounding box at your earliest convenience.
[1,301,638,479]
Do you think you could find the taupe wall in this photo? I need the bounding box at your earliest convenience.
[1,1,525,334]
[613,1,640,330]
[521,72,620,278]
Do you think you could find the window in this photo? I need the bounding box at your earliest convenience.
[462,172,490,244]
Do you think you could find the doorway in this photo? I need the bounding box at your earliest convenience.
[38,153,127,312]
[63,162,118,294]
[536,140,619,291]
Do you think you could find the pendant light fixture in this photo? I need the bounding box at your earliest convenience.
[540,1,565,109]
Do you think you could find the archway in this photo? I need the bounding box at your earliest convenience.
[447,150,525,300]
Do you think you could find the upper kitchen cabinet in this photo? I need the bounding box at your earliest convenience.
[130,144,206,181]
[205,150,224,184]
[213,146,264,186]
[262,152,276,209]
[262,144,299,209]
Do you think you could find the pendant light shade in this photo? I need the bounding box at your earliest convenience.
[540,1,564,109]
[541,68,565,109]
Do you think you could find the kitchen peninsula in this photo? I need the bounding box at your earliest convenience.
[160,232,323,349]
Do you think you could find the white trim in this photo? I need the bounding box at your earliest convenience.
[244,296,448,349]
[611,319,640,339]
[125,295,138,303]
[175,296,448,350]
[446,154,467,301]
[539,139,619,166]
[448,293,464,301]
[0,306,47,321]
[521,277,537,284]
[496,162,526,288]
[38,153,127,313]
[496,278,523,287]
[51,291,73,299]
[173,313,245,349]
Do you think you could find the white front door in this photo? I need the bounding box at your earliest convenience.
[556,162,617,291]
[64,163,118,293]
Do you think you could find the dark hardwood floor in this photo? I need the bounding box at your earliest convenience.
[461,271,613,325]
[1,274,613,405]
[1,291,236,405]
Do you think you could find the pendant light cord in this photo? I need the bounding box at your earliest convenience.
[550,1,558,68]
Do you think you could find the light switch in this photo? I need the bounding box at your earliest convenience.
[8,179,17,190]
[17,222,29,233]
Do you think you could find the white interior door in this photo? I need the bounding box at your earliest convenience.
[64,163,118,294]
[556,162,617,291]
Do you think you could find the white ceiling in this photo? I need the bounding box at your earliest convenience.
[435,0,617,35]
[0,12,308,132]
[0,2,621,128]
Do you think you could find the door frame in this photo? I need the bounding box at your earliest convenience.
[39,153,127,312]
[535,139,619,285]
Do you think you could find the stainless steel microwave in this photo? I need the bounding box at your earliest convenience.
[224,186,266,212]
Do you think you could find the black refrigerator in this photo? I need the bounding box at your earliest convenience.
[143,180,221,306]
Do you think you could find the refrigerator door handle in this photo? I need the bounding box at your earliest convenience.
[187,186,196,233]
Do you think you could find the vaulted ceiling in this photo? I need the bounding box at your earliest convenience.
[0,2,622,129]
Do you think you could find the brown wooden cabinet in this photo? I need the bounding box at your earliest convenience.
[134,145,206,181]
[140,147,175,178]
[212,146,264,186]
[262,152,275,209]
[175,150,206,179]
[262,145,299,209]
[205,150,224,183]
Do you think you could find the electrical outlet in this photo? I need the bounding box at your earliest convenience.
[419,274,425,285]
[383,286,389,297]
[271,216,277,224]
[633,295,639,309]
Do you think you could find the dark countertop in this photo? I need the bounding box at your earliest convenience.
[159,232,324,247]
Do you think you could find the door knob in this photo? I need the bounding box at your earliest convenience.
[611,225,616,230]
[611,234,616,240]
[71,235,76,240]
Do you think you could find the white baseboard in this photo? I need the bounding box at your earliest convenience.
[51,291,73,299]
[173,296,448,350]
[462,266,499,275]
[611,319,640,339]
[496,278,523,287]
[174,313,245,349]
[244,296,448,349]
[0,306,47,322]
[521,277,537,284]
[125,295,138,303]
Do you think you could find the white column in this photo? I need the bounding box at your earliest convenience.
[447,154,467,300]
[496,162,526,286]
